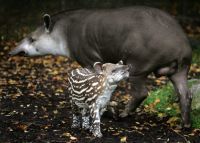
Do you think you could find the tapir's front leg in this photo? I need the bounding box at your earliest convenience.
[90,106,102,138]
[120,75,148,117]
[71,102,81,128]
[81,108,90,130]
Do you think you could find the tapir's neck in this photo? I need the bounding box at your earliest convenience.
[103,80,117,96]
[57,39,71,57]
[98,81,117,107]
[51,28,72,58]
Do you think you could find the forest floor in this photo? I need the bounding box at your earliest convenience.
[0,40,200,143]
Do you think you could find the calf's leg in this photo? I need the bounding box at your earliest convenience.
[71,102,81,128]
[89,105,102,138]
[81,108,90,130]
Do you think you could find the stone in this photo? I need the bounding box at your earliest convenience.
[190,79,200,111]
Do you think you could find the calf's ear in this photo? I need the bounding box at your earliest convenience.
[93,62,103,74]
[43,14,52,33]
[118,60,123,65]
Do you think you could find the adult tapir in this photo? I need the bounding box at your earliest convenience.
[9,6,192,128]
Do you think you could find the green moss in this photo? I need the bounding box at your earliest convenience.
[191,110,200,128]
[143,83,178,116]
[191,45,200,79]
[143,80,200,128]
[192,46,200,64]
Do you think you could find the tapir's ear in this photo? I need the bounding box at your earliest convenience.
[118,60,123,65]
[43,14,51,33]
[93,62,103,74]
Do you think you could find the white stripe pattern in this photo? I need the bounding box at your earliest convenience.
[92,82,98,86]
[72,96,85,101]
[87,94,98,102]
[69,75,95,84]
[86,87,93,93]
[76,69,88,76]
[69,78,89,94]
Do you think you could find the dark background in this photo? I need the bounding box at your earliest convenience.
[0,0,200,41]
[0,1,200,142]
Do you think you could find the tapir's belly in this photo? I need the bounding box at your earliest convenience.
[78,40,189,76]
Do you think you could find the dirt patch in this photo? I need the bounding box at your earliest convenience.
[0,43,200,143]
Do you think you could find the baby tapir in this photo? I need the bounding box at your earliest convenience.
[68,61,129,137]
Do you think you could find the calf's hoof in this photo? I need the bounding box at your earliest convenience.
[71,123,81,129]
[175,123,191,130]
[93,131,103,138]
[82,124,90,130]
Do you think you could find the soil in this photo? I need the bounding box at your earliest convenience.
[0,42,200,143]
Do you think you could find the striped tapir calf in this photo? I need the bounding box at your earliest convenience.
[68,61,129,137]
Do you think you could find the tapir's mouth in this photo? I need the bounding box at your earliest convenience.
[9,47,28,57]
[122,70,129,78]
[9,51,28,57]
[17,51,27,56]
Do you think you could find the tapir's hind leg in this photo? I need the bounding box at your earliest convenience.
[120,75,148,117]
[169,66,192,128]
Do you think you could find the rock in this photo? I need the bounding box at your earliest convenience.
[190,79,200,111]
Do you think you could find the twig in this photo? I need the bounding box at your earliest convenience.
[169,127,188,143]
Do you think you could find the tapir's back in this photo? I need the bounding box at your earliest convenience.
[63,6,192,74]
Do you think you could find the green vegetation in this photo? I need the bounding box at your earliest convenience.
[192,110,200,128]
[143,80,200,128]
[192,47,200,64]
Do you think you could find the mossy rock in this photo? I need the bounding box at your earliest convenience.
[191,80,200,111]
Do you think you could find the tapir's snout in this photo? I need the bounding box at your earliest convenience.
[9,43,28,56]
[121,65,130,78]
[9,51,27,56]
[8,47,21,56]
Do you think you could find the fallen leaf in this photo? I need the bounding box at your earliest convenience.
[17,124,28,132]
[53,110,58,114]
[167,117,180,127]
[56,88,63,93]
[62,132,71,137]
[70,136,77,140]
[8,79,17,84]
[120,136,127,143]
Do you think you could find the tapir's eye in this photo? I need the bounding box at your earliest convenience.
[29,37,36,43]
[112,69,117,73]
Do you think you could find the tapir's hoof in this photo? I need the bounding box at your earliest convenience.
[119,110,129,118]
[183,123,191,129]
[175,124,182,130]
[175,123,191,130]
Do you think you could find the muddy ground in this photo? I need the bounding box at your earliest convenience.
[0,42,200,143]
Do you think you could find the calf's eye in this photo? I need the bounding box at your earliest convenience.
[112,69,117,73]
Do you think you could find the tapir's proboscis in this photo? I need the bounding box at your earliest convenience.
[9,6,192,128]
